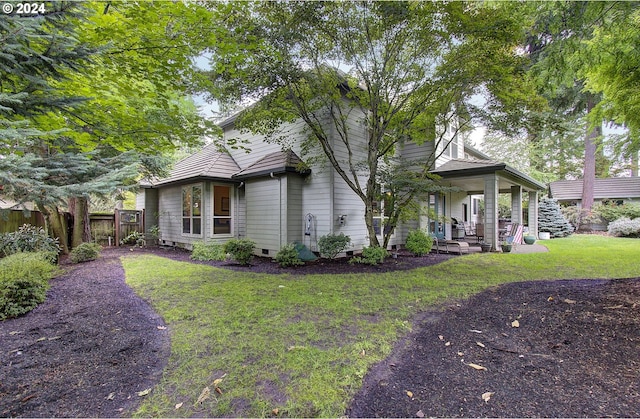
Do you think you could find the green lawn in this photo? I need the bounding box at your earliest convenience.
[123,234,640,417]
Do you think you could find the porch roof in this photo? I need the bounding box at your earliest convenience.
[430,159,546,193]
[232,150,311,180]
[153,143,241,186]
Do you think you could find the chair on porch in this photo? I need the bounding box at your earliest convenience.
[463,222,475,237]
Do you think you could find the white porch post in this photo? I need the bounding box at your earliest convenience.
[528,191,539,238]
[484,174,500,250]
[511,185,522,224]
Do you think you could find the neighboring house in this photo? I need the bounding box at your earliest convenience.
[549,177,640,207]
[138,113,545,255]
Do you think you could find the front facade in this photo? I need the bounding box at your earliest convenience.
[138,112,545,255]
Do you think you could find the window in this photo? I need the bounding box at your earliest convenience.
[182,185,202,235]
[373,190,392,236]
[212,185,232,235]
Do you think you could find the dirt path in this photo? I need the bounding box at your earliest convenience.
[0,250,170,418]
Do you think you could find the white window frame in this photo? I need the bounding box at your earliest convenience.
[211,183,233,237]
[182,183,203,237]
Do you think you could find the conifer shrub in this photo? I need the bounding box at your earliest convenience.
[224,239,256,265]
[69,242,101,263]
[191,242,227,261]
[274,243,304,267]
[538,198,574,238]
[318,233,351,259]
[0,252,58,320]
[405,229,433,256]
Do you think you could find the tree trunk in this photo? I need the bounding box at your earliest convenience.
[40,205,69,254]
[70,197,91,248]
[582,96,601,211]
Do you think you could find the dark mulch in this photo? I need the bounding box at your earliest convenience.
[0,249,171,418]
[1,246,639,418]
[347,278,640,418]
[134,245,458,274]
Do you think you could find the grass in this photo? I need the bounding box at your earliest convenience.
[122,234,640,417]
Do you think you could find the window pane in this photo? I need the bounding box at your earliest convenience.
[373,218,381,235]
[214,218,231,234]
[193,186,201,216]
[182,189,191,217]
[192,217,201,235]
[182,218,190,234]
[214,185,230,216]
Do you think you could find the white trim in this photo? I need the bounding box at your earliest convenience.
[181,183,204,238]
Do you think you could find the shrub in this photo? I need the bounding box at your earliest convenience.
[405,229,433,256]
[191,242,227,261]
[607,217,640,237]
[224,239,256,265]
[0,224,60,262]
[274,243,304,267]
[594,202,640,222]
[69,242,101,263]
[120,230,145,247]
[349,246,388,265]
[538,198,574,238]
[318,233,351,259]
[0,252,58,320]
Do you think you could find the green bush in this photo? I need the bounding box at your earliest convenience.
[120,230,145,246]
[607,217,640,237]
[0,224,60,262]
[69,242,101,263]
[405,229,433,256]
[318,233,351,259]
[191,242,227,261]
[594,202,640,222]
[0,252,58,320]
[274,243,304,267]
[349,246,388,265]
[224,239,256,265]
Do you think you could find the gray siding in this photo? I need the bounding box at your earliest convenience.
[245,178,281,255]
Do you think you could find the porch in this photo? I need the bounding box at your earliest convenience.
[430,159,547,251]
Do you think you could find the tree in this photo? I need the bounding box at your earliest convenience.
[1,2,218,250]
[206,1,537,247]
[521,2,636,210]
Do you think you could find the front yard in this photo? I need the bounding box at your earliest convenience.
[123,235,640,417]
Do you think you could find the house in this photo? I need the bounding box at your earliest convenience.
[138,112,545,255]
[549,177,640,207]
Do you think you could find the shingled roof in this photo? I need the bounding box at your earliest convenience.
[549,177,640,201]
[153,143,241,186]
[232,150,310,179]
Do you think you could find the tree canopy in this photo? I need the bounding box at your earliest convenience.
[1,1,217,250]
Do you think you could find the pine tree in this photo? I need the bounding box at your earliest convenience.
[538,198,574,238]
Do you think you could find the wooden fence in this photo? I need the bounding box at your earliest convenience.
[0,210,45,233]
[2,209,144,247]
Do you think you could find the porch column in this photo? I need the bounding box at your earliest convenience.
[484,174,500,250]
[510,185,522,224]
[528,191,539,238]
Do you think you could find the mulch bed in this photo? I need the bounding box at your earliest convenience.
[1,246,639,417]
[347,278,640,418]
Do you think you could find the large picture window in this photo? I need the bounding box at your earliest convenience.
[213,185,232,235]
[182,185,202,235]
